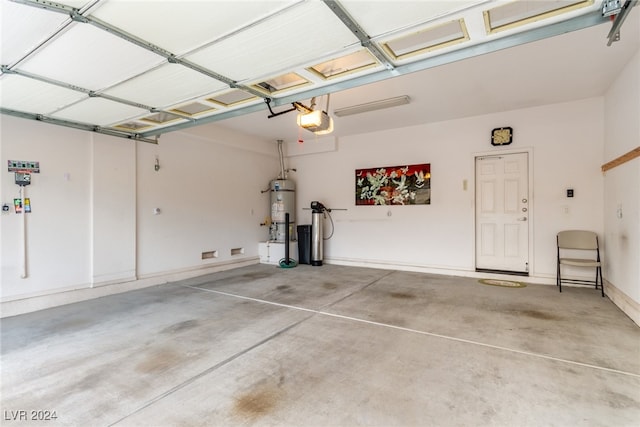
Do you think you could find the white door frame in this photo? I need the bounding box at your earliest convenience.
[472,147,534,275]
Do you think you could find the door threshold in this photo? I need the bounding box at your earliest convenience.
[476,268,529,277]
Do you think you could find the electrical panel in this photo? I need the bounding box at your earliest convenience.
[15,172,31,186]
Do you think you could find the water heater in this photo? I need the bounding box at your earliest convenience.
[270,179,296,242]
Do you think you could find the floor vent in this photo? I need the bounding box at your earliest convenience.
[230,247,245,256]
[201,250,218,260]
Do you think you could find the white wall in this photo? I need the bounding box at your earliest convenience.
[1,115,279,315]
[135,127,277,278]
[603,50,640,323]
[91,135,136,285]
[289,98,605,282]
[1,118,92,298]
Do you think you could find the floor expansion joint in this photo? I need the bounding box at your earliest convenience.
[183,283,640,379]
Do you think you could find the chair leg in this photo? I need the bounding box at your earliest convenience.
[557,263,562,293]
[598,267,604,297]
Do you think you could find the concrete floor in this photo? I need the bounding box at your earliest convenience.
[1,264,639,426]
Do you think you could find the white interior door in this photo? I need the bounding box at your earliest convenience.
[475,152,529,274]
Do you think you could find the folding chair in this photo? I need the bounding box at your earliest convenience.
[556,230,604,297]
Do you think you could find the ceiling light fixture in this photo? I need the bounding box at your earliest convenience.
[333,95,411,117]
[296,94,334,135]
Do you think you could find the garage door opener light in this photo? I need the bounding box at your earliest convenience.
[296,94,334,135]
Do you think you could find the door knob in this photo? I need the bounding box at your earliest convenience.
[517,217,527,221]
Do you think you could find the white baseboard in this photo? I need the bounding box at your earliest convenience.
[325,256,557,285]
[0,257,259,318]
[604,280,640,326]
[92,270,137,287]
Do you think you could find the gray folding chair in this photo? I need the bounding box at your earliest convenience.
[556,230,604,297]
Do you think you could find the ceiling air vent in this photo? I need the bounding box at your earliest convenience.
[483,0,593,34]
[382,19,469,60]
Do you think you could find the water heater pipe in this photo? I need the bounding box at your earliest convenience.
[277,139,286,179]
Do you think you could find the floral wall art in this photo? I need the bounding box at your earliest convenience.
[355,163,431,205]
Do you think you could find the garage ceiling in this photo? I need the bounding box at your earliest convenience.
[0,0,636,143]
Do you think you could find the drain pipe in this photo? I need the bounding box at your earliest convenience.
[279,213,297,268]
[284,213,290,265]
